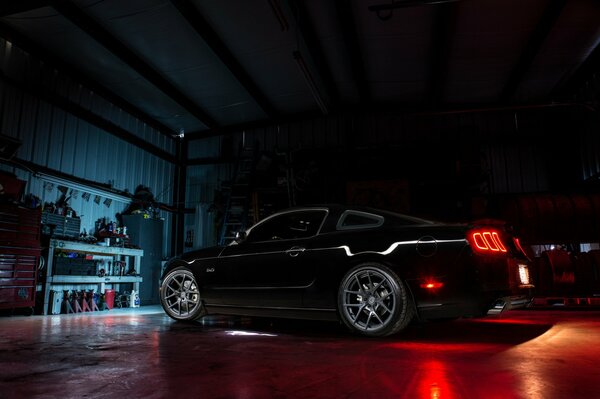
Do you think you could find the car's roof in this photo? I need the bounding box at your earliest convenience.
[266,204,436,226]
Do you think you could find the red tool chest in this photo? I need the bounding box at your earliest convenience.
[0,204,42,312]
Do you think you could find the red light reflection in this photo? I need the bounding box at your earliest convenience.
[379,342,521,398]
[418,360,455,399]
[477,317,545,326]
[387,342,498,353]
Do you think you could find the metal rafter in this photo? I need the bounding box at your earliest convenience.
[500,0,567,102]
[169,0,279,119]
[335,0,369,103]
[0,22,176,140]
[428,2,457,105]
[288,0,339,108]
[49,0,218,130]
[0,0,49,17]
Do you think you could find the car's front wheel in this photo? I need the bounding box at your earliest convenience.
[338,263,414,337]
[160,266,206,321]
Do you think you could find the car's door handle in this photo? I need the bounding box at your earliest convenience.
[286,246,306,257]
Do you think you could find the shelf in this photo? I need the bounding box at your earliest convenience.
[50,275,143,284]
[50,239,144,257]
[43,239,145,315]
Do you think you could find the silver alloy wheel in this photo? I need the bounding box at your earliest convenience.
[341,267,397,332]
[161,269,201,319]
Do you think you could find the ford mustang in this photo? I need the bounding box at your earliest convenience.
[160,205,533,336]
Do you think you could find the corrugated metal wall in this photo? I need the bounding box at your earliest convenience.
[185,105,595,235]
[579,108,600,182]
[183,163,231,249]
[0,38,175,257]
[186,164,232,206]
[191,108,580,194]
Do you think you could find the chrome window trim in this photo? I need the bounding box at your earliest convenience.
[244,207,330,243]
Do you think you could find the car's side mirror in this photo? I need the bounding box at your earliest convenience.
[234,230,247,243]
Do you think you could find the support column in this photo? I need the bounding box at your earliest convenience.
[171,136,187,255]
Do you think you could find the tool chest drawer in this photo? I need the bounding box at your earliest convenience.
[0,206,41,247]
[0,205,41,311]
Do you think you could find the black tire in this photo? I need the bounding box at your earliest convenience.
[338,262,414,337]
[160,266,206,321]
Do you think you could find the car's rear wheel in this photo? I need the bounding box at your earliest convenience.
[160,267,206,321]
[338,263,414,337]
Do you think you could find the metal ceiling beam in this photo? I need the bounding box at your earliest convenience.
[499,0,567,102]
[49,0,218,130]
[428,2,458,104]
[0,70,177,164]
[335,0,369,103]
[0,22,176,140]
[169,0,279,120]
[0,0,49,17]
[288,0,339,108]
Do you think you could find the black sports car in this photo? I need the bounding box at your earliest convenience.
[160,205,533,337]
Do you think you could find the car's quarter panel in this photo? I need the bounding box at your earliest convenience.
[300,225,469,311]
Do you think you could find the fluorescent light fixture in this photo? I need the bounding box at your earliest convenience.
[36,173,131,204]
[293,50,328,115]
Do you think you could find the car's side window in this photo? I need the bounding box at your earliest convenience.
[336,210,384,231]
[246,210,327,242]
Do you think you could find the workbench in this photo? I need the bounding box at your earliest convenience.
[43,239,144,315]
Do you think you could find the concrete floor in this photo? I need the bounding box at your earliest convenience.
[1,307,599,398]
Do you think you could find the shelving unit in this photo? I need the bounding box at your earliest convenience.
[42,239,143,315]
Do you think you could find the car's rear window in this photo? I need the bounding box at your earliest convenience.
[337,210,384,230]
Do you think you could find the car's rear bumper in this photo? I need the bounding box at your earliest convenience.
[486,294,533,315]
[411,255,534,320]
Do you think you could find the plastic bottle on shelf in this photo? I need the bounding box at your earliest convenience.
[130,290,140,308]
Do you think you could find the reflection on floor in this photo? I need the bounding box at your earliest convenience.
[1,307,599,398]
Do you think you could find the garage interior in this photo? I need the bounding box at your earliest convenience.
[1,0,600,397]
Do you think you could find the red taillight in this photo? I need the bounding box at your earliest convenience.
[468,229,507,254]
